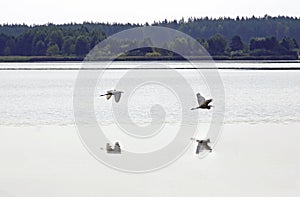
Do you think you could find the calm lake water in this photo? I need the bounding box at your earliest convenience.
[0,61,300,126]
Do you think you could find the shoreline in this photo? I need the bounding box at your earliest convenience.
[0,55,299,63]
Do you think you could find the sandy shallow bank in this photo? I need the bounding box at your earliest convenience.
[0,123,299,197]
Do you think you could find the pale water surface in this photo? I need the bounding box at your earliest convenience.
[0,61,300,126]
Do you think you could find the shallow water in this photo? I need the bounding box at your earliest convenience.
[0,61,299,125]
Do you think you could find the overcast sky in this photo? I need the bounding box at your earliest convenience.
[1,0,299,25]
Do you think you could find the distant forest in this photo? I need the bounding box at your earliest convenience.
[0,15,299,60]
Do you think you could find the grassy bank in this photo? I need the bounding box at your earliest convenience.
[0,56,83,62]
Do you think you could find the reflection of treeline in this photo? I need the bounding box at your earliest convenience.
[0,15,299,59]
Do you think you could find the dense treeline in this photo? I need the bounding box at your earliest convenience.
[85,34,299,60]
[0,15,299,59]
[0,25,106,56]
[202,34,299,59]
[157,15,300,44]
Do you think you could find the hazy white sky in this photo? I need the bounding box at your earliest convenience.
[1,0,299,24]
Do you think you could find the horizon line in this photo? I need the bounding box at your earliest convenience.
[0,14,299,26]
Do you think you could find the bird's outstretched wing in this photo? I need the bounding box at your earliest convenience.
[196,93,205,106]
[203,98,212,106]
[106,94,112,100]
[114,92,122,103]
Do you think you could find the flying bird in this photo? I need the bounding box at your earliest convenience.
[100,89,124,103]
[190,138,213,153]
[191,93,213,110]
[196,139,212,153]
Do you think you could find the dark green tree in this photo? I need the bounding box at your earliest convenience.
[32,29,46,47]
[33,40,46,56]
[230,35,243,51]
[207,34,227,55]
[197,38,209,50]
[250,36,280,51]
[62,37,75,55]
[46,30,63,49]
[46,44,60,56]
[75,36,90,56]
[265,37,280,51]
[15,31,34,55]
[281,36,297,50]
[4,38,15,55]
[90,29,106,49]
[292,39,299,49]
[0,33,9,55]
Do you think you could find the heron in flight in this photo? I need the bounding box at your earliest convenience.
[100,89,124,103]
[191,93,213,110]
